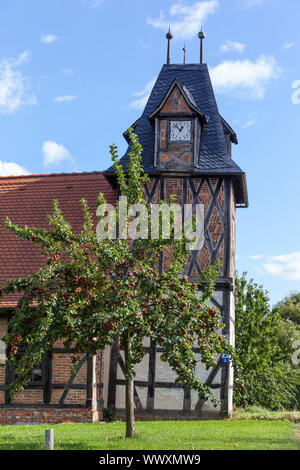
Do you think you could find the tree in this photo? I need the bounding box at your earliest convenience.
[0,129,230,437]
[273,292,300,408]
[274,317,300,364]
[234,273,299,410]
[273,291,300,329]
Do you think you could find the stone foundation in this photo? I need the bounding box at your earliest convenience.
[0,407,102,425]
[116,408,222,421]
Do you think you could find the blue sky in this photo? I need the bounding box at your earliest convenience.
[0,0,299,306]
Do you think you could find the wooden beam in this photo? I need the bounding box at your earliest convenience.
[107,339,119,410]
[43,351,52,405]
[146,339,156,410]
[223,177,232,279]
[85,356,94,409]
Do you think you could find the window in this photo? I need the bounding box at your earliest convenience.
[0,339,5,365]
[14,347,45,386]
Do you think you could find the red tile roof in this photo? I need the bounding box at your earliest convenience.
[0,171,116,308]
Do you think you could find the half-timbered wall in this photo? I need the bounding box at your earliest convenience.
[144,175,229,278]
[0,174,237,422]
[0,334,104,424]
[106,174,236,419]
[0,317,7,406]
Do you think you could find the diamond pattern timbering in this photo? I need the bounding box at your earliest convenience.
[143,176,226,279]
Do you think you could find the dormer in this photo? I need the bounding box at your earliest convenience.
[149,80,207,171]
[220,115,238,158]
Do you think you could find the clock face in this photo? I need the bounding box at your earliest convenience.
[169,120,191,142]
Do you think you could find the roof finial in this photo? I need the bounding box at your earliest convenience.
[166,27,173,65]
[183,42,186,64]
[198,27,206,64]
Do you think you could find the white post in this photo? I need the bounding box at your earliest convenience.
[45,428,54,450]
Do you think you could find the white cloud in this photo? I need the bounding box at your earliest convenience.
[82,0,104,8]
[130,77,157,110]
[42,141,74,166]
[147,1,219,39]
[263,252,300,281]
[220,40,245,54]
[242,119,256,128]
[0,51,37,114]
[13,51,31,65]
[209,55,279,99]
[53,95,77,103]
[254,266,264,275]
[282,42,294,50]
[62,68,74,75]
[41,34,58,44]
[0,161,30,176]
[250,254,265,260]
[237,0,265,7]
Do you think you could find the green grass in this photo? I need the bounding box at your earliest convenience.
[233,406,300,422]
[0,419,299,450]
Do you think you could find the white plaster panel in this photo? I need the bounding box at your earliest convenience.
[155,352,177,382]
[134,355,149,381]
[195,355,211,381]
[154,388,184,410]
[196,290,223,310]
[115,385,125,409]
[212,291,223,306]
[143,337,150,347]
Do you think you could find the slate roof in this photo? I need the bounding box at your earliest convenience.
[108,64,244,176]
[0,172,116,308]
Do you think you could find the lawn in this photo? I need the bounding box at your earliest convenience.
[233,406,300,422]
[0,419,299,450]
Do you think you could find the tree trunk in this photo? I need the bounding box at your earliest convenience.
[124,338,135,438]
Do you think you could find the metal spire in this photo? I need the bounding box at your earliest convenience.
[166,27,173,65]
[198,27,206,64]
[183,42,186,64]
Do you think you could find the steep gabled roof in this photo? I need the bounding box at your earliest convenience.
[108,63,247,206]
[108,64,244,175]
[0,172,116,308]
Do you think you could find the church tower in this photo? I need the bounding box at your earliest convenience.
[105,31,248,419]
